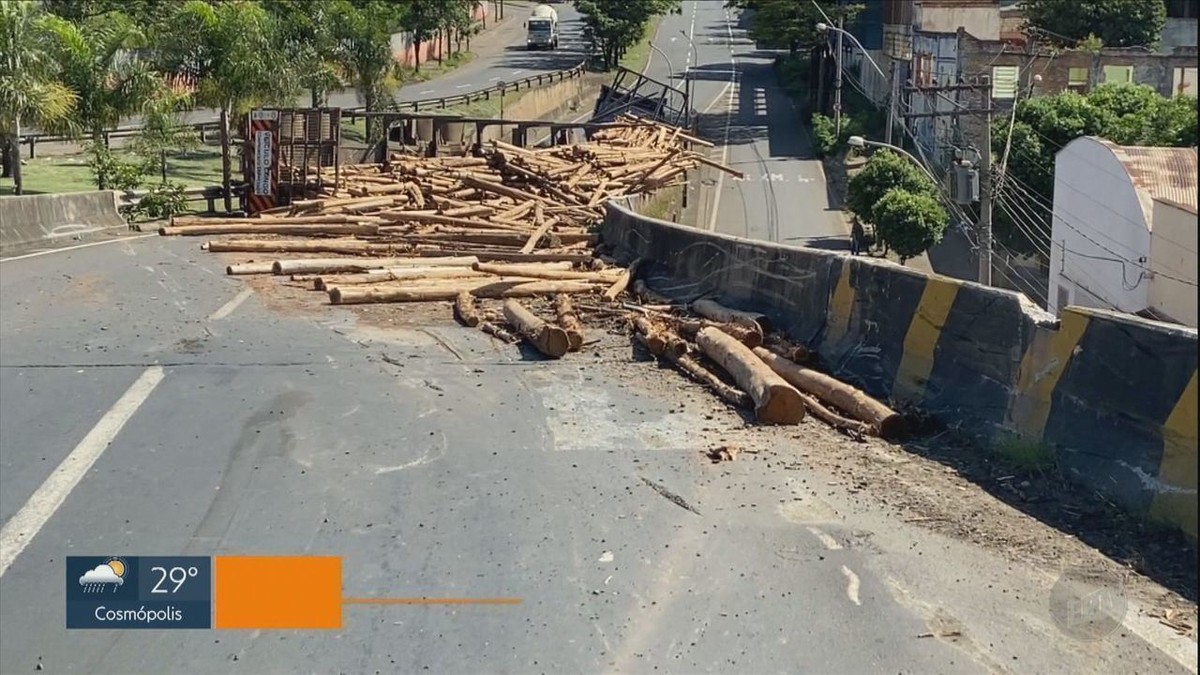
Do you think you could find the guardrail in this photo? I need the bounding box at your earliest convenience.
[117,184,246,214]
[18,62,589,157]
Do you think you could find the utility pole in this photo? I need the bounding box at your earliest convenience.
[978,85,993,285]
[900,80,995,285]
[833,16,844,135]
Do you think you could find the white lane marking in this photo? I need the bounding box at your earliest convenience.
[706,9,738,232]
[806,526,843,550]
[207,287,254,321]
[0,233,157,263]
[420,89,435,94]
[488,77,500,81]
[510,69,525,75]
[841,565,862,606]
[0,366,165,578]
[455,83,473,89]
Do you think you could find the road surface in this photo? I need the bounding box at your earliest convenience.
[0,4,1196,672]
[642,2,848,248]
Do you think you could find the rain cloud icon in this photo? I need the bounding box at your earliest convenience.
[79,559,125,593]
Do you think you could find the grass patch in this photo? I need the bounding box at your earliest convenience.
[1,147,226,196]
[401,50,476,84]
[641,184,685,223]
[994,434,1057,472]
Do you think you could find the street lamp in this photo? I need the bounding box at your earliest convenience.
[847,135,940,187]
[680,30,697,125]
[649,43,676,85]
[816,22,887,81]
[818,21,897,144]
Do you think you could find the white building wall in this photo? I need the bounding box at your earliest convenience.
[1149,200,1199,327]
[1048,137,1151,316]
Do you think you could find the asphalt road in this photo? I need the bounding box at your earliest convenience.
[1,4,1196,672]
[660,3,848,248]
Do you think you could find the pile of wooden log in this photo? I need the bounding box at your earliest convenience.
[160,113,903,439]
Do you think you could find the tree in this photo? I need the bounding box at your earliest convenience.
[135,91,200,184]
[45,11,163,152]
[871,188,949,264]
[726,0,860,57]
[845,149,938,224]
[157,0,296,212]
[1020,0,1166,49]
[331,0,408,143]
[576,0,678,70]
[0,0,77,195]
[992,82,1197,253]
[266,0,341,107]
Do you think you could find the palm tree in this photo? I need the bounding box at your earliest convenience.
[0,0,77,195]
[157,0,296,212]
[332,0,408,144]
[45,11,163,187]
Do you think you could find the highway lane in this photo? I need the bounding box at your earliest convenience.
[675,3,848,247]
[0,234,979,673]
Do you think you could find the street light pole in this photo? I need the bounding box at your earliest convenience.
[979,86,993,285]
[847,136,939,186]
[817,22,893,143]
[650,43,676,86]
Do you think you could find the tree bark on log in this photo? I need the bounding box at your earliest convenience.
[314,268,489,290]
[603,258,643,301]
[329,280,600,305]
[751,347,903,438]
[206,239,415,255]
[170,215,381,226]
[272,256,478,276]
[554,294,585,351]
[633,279,673,305]
[691,297,772,334]
[226,261,276,275]
[635,332,750,408]
[455,291,482,327]
[632,317,688,359]
[472,262,619,282]
[503,299,571,358]
[481,321,519,343]
[666,316,763,348]
[696,327,805,424]
[161,223,379,237]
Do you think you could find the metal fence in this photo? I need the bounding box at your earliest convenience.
[17,62,589,158]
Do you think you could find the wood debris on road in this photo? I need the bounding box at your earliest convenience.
[167,113,901,438]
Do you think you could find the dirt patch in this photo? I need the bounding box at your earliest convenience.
[63,273,111,306]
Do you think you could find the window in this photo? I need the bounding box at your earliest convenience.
[1067,67,1089,91]
[1103,65,1134,84]
[1174,67,1197,97]
[991,65,1019,99]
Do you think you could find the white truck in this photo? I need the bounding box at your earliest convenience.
[525,4,559,50]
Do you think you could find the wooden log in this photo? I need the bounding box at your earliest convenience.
[460,174,551,204]
[632,316,688,359]
[226,261,275,275]
[170,214,377,226]
[313,268,489,290]
[472,262,619,282]
[603,258,643,302]
[763,336,811,364]
[667,316,763,349]
[692,297,771,334]
[438,250,593,264]
[633,279,673,305]
[273,256,479,276]
[751,347,904,438]
[520,218,555,254]
[554,294,585,351]
[160,223,379,237]
[454,291,482,327]
[504,299,571,359]
[794,390,872,436]
[481,321,519,343]
[696,327,805,424]
[634,331,750,408]
[328,280,600,304]
[205,239,414,255]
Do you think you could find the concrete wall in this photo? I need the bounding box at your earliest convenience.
[1162,17,1199,53]
[915,0,1001,40]
[476,74,604,146]
[1149,199,1199,327]
[0,191,126,253]
[601,200,1199,539]
[390,4,489,69]
[1049,137,1150,316]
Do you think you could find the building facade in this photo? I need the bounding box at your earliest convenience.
[1048,137,1198,327]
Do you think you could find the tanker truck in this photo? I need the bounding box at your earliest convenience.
[525,4,559,50]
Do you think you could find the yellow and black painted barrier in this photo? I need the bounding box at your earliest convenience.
[602,201,1198,539]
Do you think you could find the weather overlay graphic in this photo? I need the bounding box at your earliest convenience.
[66,555,519,631]
[66,556,212,629]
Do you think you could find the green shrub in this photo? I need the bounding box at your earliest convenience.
[84,143,147,192]
[811,113,838,157]
[130,182,189,222]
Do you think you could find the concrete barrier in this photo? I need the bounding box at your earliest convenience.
[602,200,1199,539]
[0,191,126,253]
